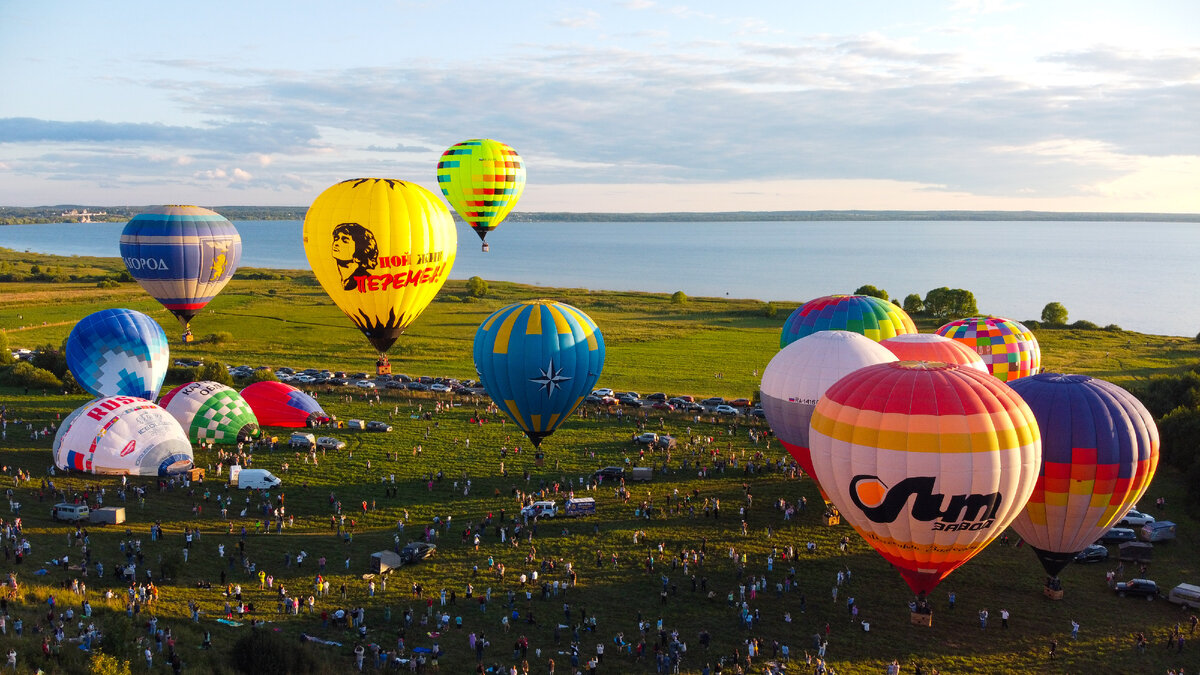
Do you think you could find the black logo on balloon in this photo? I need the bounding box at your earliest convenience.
[331,222,378,291]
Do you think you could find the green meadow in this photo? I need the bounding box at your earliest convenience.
[1,247,1200,674]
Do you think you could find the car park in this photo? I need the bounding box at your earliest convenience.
[399,542,437,563]
[750,407,766,418]
[714,404,740,415]
[1114,578,1159,599]
[1118,509,1155,527]
[316,437,346,451]
[616,392,640,401]
[1098,527,1138,544]
[1073,544,1108,564]
[366,421,393,432]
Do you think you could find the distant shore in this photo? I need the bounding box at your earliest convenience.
[3,206,1200,225]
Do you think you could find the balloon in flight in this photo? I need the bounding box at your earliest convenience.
[1006,373,1160,577]
[119,205,242,342]
[437,139,526,251]
[879,333,988,373]
[159,381,261,445]
[65,308,170,400]
[936,316,1041,382]
[240,381,329,428]
[53,395,194,476]
[808,361,1042,596]
[759,331,897,501]
[473,300,605,447]
[303,178,457,356]
[780,295,915,349]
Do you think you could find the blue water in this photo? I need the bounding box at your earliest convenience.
[2,219,1197,337]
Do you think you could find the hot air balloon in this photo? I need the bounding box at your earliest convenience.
[936,316,1040,382]
[65,308,169,400]
[303,178,457,373]
[780,295,915,349]
[437,139,526,251]
[473,300,605,447]
[240,381,329,428]
[760,331,897,501]
[808,361,1041,597]
[119,205,242,342]
[1007,373,1160,580]
[879,333,988,373]
[159,381,260,445]
[53,395,193,476]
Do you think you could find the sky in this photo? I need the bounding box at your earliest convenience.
[2,0,1199,212]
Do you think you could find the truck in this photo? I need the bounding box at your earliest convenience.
[564,497,596,517]
[234,468,282,490]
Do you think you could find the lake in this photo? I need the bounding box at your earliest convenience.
[1,219,1196,337]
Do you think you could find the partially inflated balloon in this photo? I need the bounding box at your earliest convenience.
[473,300,605,447]
[120,205,242,341]
[54,396,193,476]
[879,334,988,373]
[240,381,328,428]
[760,331,897,500]
[160,381,260,444]
[1007,373,1160,577]
[936,316,1040,382]
[780,295,915,348]
[437,139,525,250]
[303,178,457,354]
[809,361,1041,596]
[66,309,169,400]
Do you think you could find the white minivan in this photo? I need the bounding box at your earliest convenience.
[236,469,282,490]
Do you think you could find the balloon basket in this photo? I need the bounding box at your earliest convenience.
[824,512,841,526]
[1043,587,1064,601]
[910,611,933,627]
[181,331,194,343]
[482,242,489,252]
[376,357,391,376]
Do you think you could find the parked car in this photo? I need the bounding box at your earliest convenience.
[346,420,366,430]
[51,503,90,522]
[385,381,407,390]
[1114,578,1159,599]
[700,397,725,407]
[1168,583,1200,609]
[1073,544,1109,564]
[1140,521,1177,542]
[520,501,558,519]
[634,432,659,444]
[354,380,376,389]
[584,394,604,404]
[294,374,316,384]
[728,398,752,408]
[1118,509,1156,527]
[592,388,615,397]
[366,421,393,432]
[750,407,766,418]
[399,542,437,563]
[620,398,646,408]
[429,383,451,392]
[645,393,667,402]
[1099,527,1138,544]
[288,432,316,449]
[593,467,625,482]
[651,401,675,411]
[714,404,740,416]
[655,435,677,450]
[316,437,346,451]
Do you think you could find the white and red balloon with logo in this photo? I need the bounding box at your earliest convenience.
[53,396,194,476]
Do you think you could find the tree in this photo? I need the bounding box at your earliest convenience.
[761,302,778,318]
[198,361,234,386]
[903,294,923,315]
[1041,302,1068,325]
[466,276,489,298]
[923,287,977,320]
[90,653,133,675]
[251,369,279,383]
[854,285,888,301]
[671,291,688,304]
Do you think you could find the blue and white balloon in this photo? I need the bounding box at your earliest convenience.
[66,308,169,400]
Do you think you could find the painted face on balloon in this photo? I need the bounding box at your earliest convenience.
[331,230,355,263]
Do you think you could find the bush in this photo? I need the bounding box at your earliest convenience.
[116,270,134,282]
[96,279,120,288]
[203,332,235,345]
[761,302,778,318]
[1069,320,1100,330]
[1041,302,1068,325]
[251,369,279,383]
[902,294,923,315]
[671,291,688,305]
[854,285,888,301]
[2,361,62,389]
[466,276,489,298]
[1022,320,1041,330]
[198,362,234,387]
[90,652,133,675]
[1104,324,1123,332]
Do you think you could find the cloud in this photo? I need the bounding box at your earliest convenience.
[554,10,599,28]
[364,143,433,153]
[1040,46,1200,82]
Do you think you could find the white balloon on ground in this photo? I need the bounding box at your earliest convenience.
[53,396,194,476]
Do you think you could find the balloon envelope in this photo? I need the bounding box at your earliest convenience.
[879,333,988,373]
[119,205,242,335]
[160,381,260,444]
[780,295,915,349]
[303,178,457,354]
[1007,373,1160,577]
[240,381,329,428]
[473,300,605,447]
[760,331,897,499]
[53,396,193,476]
[66,308,169,400]
[809,361,1041,595]
[936,316,1041,382]
[437,139,526,244]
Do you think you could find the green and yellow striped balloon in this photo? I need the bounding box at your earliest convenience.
[436,139,526,250]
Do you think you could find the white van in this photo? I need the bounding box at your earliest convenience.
[51,503,90,522]
[1169,583,1200,609]
[236,469,282,490]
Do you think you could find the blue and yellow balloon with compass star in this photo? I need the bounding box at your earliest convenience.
[473,300,605,448]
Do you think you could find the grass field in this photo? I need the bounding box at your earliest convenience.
[1,248,1200,674]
